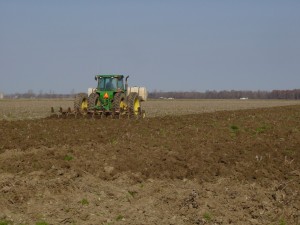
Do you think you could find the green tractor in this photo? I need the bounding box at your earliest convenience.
[74,75,147,118]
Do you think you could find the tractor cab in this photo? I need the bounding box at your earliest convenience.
[95,75,125,92]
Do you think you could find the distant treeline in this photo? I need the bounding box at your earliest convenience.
[3,89,300,100]
[4,92,74,99]
[149,89,300,100]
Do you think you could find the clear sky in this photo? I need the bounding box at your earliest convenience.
[0,0,299,94]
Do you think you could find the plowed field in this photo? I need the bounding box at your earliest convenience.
[0,100,299,225]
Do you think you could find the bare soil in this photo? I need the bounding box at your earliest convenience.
[0,104,299,225]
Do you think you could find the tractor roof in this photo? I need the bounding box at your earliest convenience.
[95,74,124,79]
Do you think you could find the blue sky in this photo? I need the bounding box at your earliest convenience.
[0,0,299,94]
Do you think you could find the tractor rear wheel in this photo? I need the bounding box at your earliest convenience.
[88,92,100,110]
[74,93,88,113]
[127,92,141,118]
[113,92,126,113]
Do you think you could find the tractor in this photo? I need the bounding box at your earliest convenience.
[73,75,147,118]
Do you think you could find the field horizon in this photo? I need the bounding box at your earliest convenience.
[0,98,300,120]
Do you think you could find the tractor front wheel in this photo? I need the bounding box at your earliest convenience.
[74,93,88,113]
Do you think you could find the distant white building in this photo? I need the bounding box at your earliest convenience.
[0,92,4,99]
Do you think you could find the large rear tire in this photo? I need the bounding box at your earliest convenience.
[113,92,126,113]
[88,92,100,110]
[74,93,88,113]
[127,92,140,118]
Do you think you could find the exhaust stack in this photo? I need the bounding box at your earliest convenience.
[125,75,129,95]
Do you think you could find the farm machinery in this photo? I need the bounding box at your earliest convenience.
[52,75,147,118]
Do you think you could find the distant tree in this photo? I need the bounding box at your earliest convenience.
[148,89,300,100]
